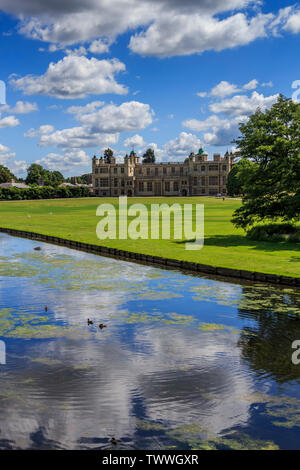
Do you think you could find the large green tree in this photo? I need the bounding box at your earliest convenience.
[26,163,64,186]
[232,95,300,229]
[0,165,16,183]
[226,158,255,197]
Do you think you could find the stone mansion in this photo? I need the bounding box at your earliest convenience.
[92,148,235,197]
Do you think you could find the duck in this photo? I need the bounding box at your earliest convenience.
[99,323,107,329]
[34,247,41,251]
[87,318,93,325]
[110,437,118,446]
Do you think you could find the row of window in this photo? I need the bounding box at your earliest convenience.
[94,164,227,176]
[95,176,226,188]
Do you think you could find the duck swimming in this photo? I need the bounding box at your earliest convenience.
[99,323,107,329]
[87,319,93,325]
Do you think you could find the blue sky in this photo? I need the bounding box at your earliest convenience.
[0,0,300,177]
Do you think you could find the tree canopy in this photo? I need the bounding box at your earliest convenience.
[142,148,155,163]
[232,95,300,229]
[0,165,16,184]
[104,148,113,164]
[26,163,64,186]
[226,158,255,197]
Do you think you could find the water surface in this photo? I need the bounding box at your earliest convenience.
[0,233,300,450]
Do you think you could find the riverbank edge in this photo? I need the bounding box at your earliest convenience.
[0,227,299,287]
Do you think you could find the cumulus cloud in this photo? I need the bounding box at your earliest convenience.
[243,79,259,90]
[0,143,15,162]
[0,100,38,114]
[284,9,300,34]
[89,39,111,54]
[124,134,146,148]
[210,81,241,98]
[36,149,90,172]
[8,159,28,175]
[78,101,154,133]
[184,89,279,146]
[0,143,27,175]
[163,132,202,156]
[24,125,55,137]
[198,79,259,99]
[39,126,119,150]
[209,91,279,116]
[0,1,296,57]
[129,12,273,57]
[0,115,20,128]
[10,56,128,99]
[36,101,153,151]
[121,131,203,163]
[183,115,246,146]
[66,101,105,116]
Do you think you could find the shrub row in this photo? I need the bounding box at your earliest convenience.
[247,223,300,242]
[0,185,93,200]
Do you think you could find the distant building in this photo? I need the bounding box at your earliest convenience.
[0,179,29,189]
[92,149,235,197]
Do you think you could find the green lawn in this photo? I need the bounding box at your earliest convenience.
[0,197,299,278]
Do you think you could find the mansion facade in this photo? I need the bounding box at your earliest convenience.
[92,149,235,197]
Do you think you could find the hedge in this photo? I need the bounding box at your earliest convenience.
[0,185,93,200]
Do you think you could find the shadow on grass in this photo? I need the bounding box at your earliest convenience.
[175,234,299,252]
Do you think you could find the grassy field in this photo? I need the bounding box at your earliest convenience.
[0,197,299,278]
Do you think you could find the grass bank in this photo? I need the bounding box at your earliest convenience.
[0,197,299,278]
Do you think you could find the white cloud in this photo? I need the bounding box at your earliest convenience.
[129,11,273,57]
[66,101,105,116]
[163,131,201,156]
[183,114,246,146]
[262,81,273,87]
[10,55,128,99]
[0,101,38,114]
[197,92,208,98]
[78,101,154,133]
[124,134,146,148]
[211,81,241,98]
[0,1,293,58]
[0,115,20,128]
[184,89,279,146]
[283,9,300,34]
[89,39,111,54]
[0,143,27,176]
[24,125,55,137]
[243,79,258,90]
[8,159,28,176]
[0,143,15,162]
[64,45,88,56]
[36,149,90,172]
[209,91,279,116]
[199,79,259,99]
[38,101,153,150]
[39,126,119,149]
[269,6,299,35]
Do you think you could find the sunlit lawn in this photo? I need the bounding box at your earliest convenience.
[0,197,299,277]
